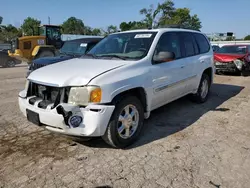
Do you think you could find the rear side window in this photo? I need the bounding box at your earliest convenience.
[193,33,210,54]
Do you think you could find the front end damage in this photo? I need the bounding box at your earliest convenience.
[18,81,115,137]
[214,53,250,75]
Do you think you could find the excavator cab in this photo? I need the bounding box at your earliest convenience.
[39,25,63,49]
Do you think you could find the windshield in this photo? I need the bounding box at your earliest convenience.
[87,32,157,60]
[60,41,88,55]
[39,27,46,36]
[218,45,247,54]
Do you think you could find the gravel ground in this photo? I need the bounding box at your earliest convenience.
[0,65,250,188]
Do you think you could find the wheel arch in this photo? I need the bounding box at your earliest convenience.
[202,67,214,84]
[111,87,149,114]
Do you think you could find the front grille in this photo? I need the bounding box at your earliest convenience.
[215,62,236,68]
[31,63,48,71]
[27,82,69,109]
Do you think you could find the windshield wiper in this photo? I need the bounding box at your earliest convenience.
[97,54,127,60]
[83,53,97,58]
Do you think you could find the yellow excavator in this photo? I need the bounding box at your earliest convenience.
[8,25,63,63]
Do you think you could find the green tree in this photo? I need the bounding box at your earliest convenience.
[21,17,41,36]
[4,24,18,33]
[83,26,93,35]
[119,21,146,31]
[0,24,20,42]
[62,17,85,34]
[0,16,2,25]
[139,0,175,28]
[244,35,250,40]
[91,28,102,36]
[105,25,118,34]
[159,8,201,30]
[139,0,202,30]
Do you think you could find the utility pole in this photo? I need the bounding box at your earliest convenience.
[48,17,50,25]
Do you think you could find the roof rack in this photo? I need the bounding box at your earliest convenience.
[159,24,200,32]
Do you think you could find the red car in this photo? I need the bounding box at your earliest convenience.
[214,44,250,76]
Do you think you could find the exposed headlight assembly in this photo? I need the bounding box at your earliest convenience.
[234,59,244,70]
[68,86,102,106]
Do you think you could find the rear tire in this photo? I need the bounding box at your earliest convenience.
[189,73,211,103]
[36,50,54,59]
[102,96,144,148]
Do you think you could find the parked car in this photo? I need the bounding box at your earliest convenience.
[214,44,250,76]
[19,27,214,148]
[212,45,220,52]
[27,37,103,76]
[0,49,22,68]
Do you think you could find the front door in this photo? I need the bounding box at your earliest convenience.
[150,32,187,110]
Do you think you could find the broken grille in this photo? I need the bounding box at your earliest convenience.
[27,82,70,109]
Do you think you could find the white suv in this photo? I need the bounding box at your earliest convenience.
[19,28,214,148]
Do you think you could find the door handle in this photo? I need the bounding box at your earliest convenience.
[181,65,185,68]
[200,60,205,63]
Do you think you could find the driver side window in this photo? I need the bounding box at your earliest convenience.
[155,32,181,59]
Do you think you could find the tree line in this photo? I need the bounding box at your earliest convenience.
[1,0,204,42]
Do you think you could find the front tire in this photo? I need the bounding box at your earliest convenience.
[189,73,211,103]
[102,96,144,148]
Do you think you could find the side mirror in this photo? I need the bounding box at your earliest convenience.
[153,51,175,64]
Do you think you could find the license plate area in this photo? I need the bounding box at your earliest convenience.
[26,109,41,126]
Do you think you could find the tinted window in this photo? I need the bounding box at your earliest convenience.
[86,42,98,52]
[60,41,89,55]
[181,33,196,57]
[193,33,210,53]
[218,45,247,54]
[154,32,181,59]
[23,41,31,49]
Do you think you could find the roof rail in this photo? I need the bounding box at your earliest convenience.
[159,24,200,32]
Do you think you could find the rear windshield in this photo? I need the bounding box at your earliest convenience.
[60,41,89,55]
[217,45,247,54]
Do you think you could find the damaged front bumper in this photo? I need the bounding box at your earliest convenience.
[215,60,246,73]
[18,90,115,137]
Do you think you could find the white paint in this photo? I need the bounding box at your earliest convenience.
[211,40,250,47]
[27,58,128,87]
[20,28,214,137]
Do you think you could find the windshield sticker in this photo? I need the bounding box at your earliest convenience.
[238,46,247,48]
[80,43,87,47]
[134,34,152,38]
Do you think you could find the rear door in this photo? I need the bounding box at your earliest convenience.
[193,33,212,88]
[179,32,200,93]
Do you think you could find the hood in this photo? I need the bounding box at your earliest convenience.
[214,53,246,63]
[32,55,74,65]
[28,58,127,87]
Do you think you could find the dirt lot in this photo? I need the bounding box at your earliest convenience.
[0,65,250,188]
